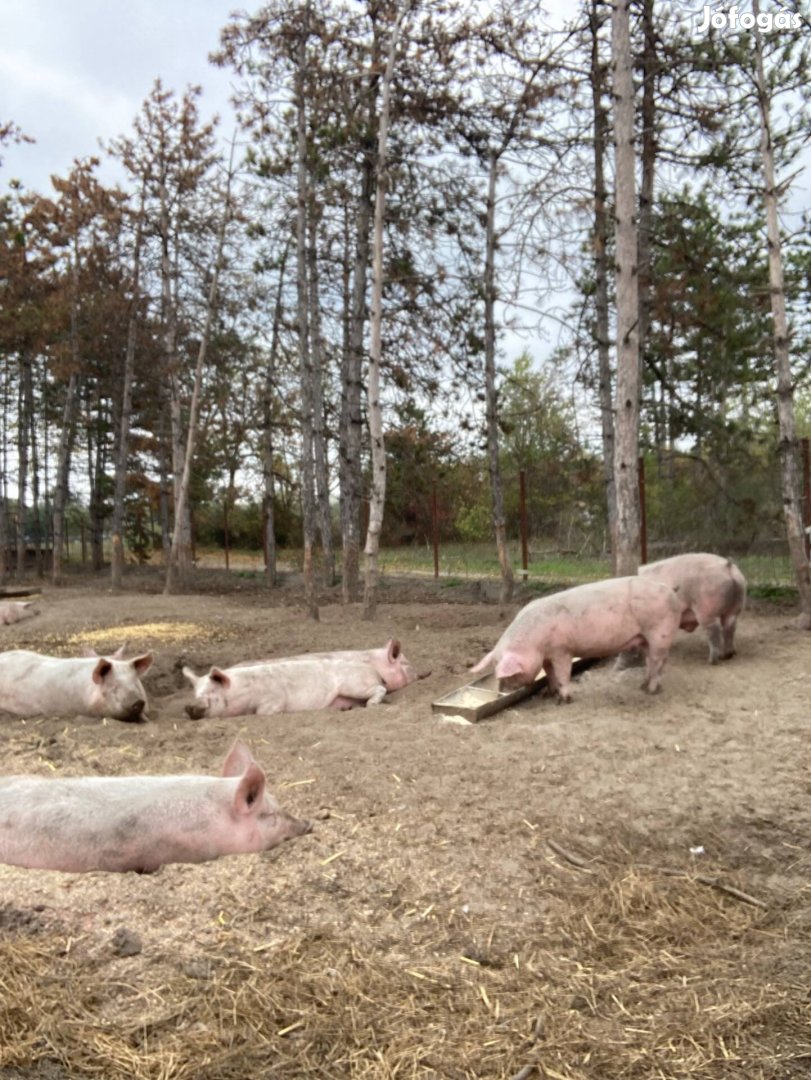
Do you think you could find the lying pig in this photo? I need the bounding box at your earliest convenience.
[638,552,746,663]
[183,639,417,719]
[471,576,683,701]
[0,649,153,722]
[0,740,311,873]
[0,601,38,625]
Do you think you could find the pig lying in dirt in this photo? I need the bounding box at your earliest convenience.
[471,576,683,701]
[0,740,311,873]
[0,600,38,626]
[0,601,38,625]
[183,639,418,719]
[0,649,153,722]
[638,552,747,664]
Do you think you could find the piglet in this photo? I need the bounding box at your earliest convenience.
[0,649,153,722]
[0,741,311,873]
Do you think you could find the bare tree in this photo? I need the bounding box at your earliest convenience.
[610,0,641,576]
[164,146,236,594]
[363,1,409,620]
[111,191,145,589]
[752,0,811,626]
[588,0,616,544]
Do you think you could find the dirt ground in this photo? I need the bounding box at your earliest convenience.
[0,570,810,1079]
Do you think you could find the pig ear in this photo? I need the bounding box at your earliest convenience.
[182,666,199,689]
[110,643,127,660]
[210,668,231,689]
[92,659,113,685]
[222,740,255,778]
[387,639,402,661]
[233,763,266,816]
[131,653,153,675]
[495,653,526,680]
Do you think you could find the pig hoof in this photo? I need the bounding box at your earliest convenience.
[185,705,207,721]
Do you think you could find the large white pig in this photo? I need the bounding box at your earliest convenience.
[0,740,311,873]
[471,576,683,701]
[183,639,418,719]
[0,601,38,625]
[638,552,746,663]
[0,649,153,722]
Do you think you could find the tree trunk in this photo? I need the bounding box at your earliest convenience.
[637,0,656,407]
[611,0,641,576]
[483,152,514,604]
[111,203,144,589]
[363,4,407,620]
[51,370,78,585]
[0,364,9,584]
[589,0,616,546]
[341,87,377,605]
[295,12,320,622]
[15,358,31,580]
[164,149,234,595]
[24,358,43,578]
[753,2,811,626]
[307,208,335,587]
[262,240,290,589]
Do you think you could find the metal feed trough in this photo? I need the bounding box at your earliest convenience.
[432,657,598,722]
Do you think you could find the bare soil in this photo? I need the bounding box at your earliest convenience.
[0,570,810,1079]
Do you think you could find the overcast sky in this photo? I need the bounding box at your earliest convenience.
[1,1,590,198]
[1,0,241,194]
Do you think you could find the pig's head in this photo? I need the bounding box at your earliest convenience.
[90,653,153,722]
[494,650,539,692]
[374,639,418,691]
[221,740,312,851]
[183,665,230,719]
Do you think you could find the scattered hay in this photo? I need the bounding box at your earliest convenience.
[1,865,810,1079]
[66,623,228,649]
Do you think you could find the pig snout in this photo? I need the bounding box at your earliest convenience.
[291,815,313,837]
[186,704,208,721]
[117,699,147,723]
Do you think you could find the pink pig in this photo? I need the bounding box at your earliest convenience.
[471,576,683,701]
[0,601,38,625]
[183,639,417,719]
[0,741,311,873]
[639,552,746,663]
[0,649,153,722]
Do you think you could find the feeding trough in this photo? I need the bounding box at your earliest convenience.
[431,657,598,723]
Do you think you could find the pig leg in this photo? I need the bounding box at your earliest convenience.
[640,641,669,694]
[329,695,364,710]
[545,655,573,703]
[719,614,738,661]
[705,621,723,665]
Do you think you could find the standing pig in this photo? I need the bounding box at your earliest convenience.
[638,552,746,663]
[0,601,38,625]
[183,639,417,719]
[0,649,153,722]
[471,576,683,701]
[0,740,311,873]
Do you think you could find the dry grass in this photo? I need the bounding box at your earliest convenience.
[66,623,226,649]
[2,865,809,1080]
